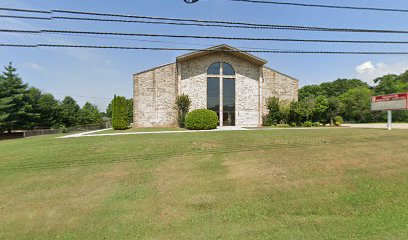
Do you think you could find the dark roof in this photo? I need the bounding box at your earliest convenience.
[176,44,268,66]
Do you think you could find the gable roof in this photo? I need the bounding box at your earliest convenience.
[176,44,268,66]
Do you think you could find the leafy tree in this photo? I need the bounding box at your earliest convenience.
[373,73,408,95]
[326,97,342,125]
[264,97,280,126]
[313,95,329,123]
[78,102,102,126]
[298,85,324,101]
[112,95,129,130]
[340,87,373,123]
[300,97,316,122]
[59,96,80,127]
[0,62,33,133]
[278,100,291,124]
[320,78,369,97]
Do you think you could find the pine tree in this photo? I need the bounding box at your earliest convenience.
[0,62,33,133]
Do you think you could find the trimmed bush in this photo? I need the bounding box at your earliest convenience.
[185,109,218,130]
[313,122,320,127]
[334,116,344,126]
[289,122,297,127]
[175,94,191,128]
[276,124,290,128]
[303,121,313,127]
[112,95,129,130]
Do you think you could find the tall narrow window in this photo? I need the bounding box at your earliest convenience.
[207,62,236,126]
[207,77,220,114]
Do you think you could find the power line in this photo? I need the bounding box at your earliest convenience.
[0,7,51,14]
[0,14,51,20]
[229,0,408,13]
[2,8,408,34]
[5,28,408,45]
[2,43,408,55]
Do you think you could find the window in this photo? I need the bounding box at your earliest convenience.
[223,63,235,75]
[207,62,220,75]
[207,62,236,126]
[207,77,220,113]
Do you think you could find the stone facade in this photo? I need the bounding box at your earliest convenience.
[133,45,298,127]
[133,63,177,127]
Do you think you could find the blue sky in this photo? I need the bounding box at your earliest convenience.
[1,0,408,111]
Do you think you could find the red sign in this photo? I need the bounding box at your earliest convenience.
[371,93,408,111]
[372,93,408,102]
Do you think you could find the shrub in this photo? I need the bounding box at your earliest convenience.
[262,115,276,126]
[265,97,280,124]
[175,94,191,128]
[303,121,313,127]
[313,122,320,127]
[276,124,290,128]
[185,109,218,130]
[334,116,344,126]
[112,95,129,130]
[289,122,297,127]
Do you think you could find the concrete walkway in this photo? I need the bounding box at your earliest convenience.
[58,126,249,139]
[343,123,408,130]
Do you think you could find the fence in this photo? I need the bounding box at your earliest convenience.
[22,124,108,138]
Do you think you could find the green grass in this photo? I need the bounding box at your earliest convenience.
[1,128,408,239]
[94,127,185,134]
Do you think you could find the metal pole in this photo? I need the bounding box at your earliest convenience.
[387,110,392,130]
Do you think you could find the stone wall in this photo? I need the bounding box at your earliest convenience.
[133,63,177,127]
[262,67,299,117]
[179,52,261,127]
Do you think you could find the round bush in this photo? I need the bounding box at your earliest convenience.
[303,121,313,127]
[334,116,344,126]
[313,122,320,127]
[289,122,297,127]
[185,109,218,130]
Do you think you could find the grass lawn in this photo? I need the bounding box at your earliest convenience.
[1,128,408,239]
[94,127,185,134]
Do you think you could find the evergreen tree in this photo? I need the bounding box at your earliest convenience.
[37,93,61,128]
[0,62,33,133]
[126,98,134,124]
[112,95,129,130]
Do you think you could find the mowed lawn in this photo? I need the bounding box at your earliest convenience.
[1,129,408,239]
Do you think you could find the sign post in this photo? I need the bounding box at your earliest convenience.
[387,110,392,130]
[371,93,408,130]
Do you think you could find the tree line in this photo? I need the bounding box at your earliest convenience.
[265,70,408,126]
[0,63,104,133]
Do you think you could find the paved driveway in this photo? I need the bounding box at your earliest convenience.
[343,123,408,129]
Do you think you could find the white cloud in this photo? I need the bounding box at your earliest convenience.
[355,61,408,84]
[27,63,43,71]
[355,61,375,74]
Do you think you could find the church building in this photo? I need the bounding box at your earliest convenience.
[133,44,298,127]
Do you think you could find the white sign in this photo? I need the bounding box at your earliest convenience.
[371,93,408,111]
